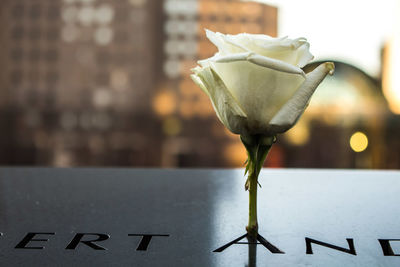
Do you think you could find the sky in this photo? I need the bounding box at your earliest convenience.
[244,0,397,78]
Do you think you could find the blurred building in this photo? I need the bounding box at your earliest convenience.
[0,0,277,167]
[0,0,165,166]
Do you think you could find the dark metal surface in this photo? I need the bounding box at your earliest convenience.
[0,168,399,266]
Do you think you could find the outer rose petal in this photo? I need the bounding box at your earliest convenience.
[235,36,313,68]
[191,66,211,97]
[210,59,305,134]
[268,62,335,133]
[205,30,246,55]
[213,52,305,76]
[191,67,248,134]
[295,42,314,68]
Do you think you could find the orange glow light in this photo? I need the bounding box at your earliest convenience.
[152,90,176,116]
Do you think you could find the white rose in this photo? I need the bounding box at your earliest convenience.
[191,29,334,137]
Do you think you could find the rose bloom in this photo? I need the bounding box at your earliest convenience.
[191,30,334,137]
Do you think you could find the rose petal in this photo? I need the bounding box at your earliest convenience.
[205,29,245,55]
[205,29,225,52]
[228,33,287,48]
[249,39,313,67]
[190,68,211,98]
[213,30,314,68]
[192,67,248,134]
[211,60,305,133]
[213,52,305,76]
[268,62,335,133]
[295,42,314,68]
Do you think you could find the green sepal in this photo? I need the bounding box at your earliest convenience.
[254,136,275,177]
[240,135,257,163]
[240,134,275,190]
[254,144,271,178]
[241,135,257,189]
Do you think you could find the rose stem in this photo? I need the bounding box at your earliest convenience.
[247,164,258,238]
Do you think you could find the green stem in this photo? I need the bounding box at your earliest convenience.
[241,134,275,238]
[247,167,258,238]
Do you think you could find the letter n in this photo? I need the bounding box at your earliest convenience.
[305,237,356,255]
[378,239,400,256]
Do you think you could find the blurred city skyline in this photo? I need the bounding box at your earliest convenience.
[0,0,399,169]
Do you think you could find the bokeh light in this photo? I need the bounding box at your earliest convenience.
[94,26,113,45]
[350,132,368,153]
[153,90,177,116]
